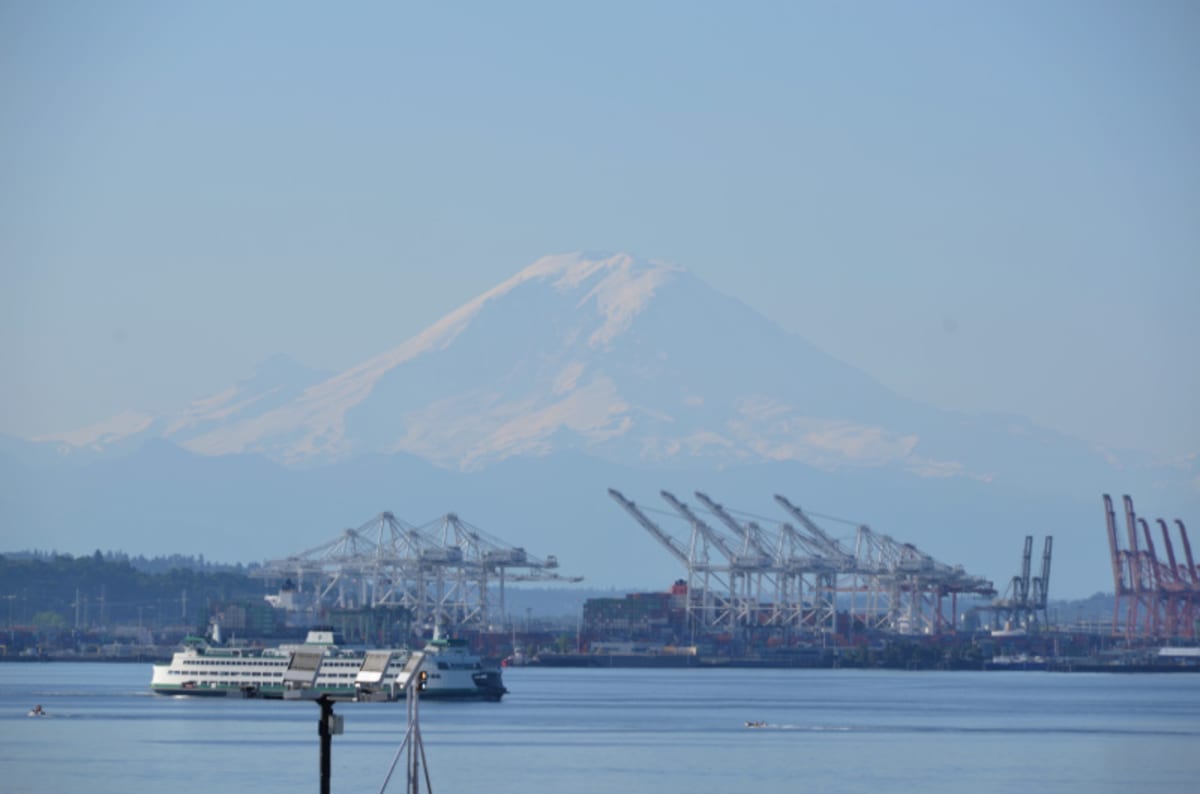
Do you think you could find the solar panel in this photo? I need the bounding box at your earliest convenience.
[355,650,393,684]
[283,648,324,686]
[395,651,425,689]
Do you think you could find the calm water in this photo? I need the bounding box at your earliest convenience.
[1,662,1198,793]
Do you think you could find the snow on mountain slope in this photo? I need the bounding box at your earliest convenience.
[155,251,949,472]
[36,353,330,455]
[178,253,683,464]
[35,252,1123,485]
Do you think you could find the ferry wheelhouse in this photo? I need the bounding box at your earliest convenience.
[418,637,507,701]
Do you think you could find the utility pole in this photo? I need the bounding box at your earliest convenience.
[316,695,341,794]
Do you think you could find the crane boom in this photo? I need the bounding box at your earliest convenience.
[1123,495,1147,600]
[694,492,776,558]
[1103,494,1130,636]
[607,488,694,567]
[660,491,741,562]
[1038,536,1053,607]
[1158,519,1182,584]
[1103,495,1126,591]
[773,494,854,566]
[1178,520,1198,586]
[1123,495,1140,558]
[1139,517,1165,590]
[1019,535,1034,604]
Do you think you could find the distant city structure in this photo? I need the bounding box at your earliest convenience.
[607,489,997,638]
[252,511,582,634]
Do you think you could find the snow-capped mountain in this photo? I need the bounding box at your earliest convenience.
[40,253,1020,479]
[38,353,331,457]
[9,253,1198,596]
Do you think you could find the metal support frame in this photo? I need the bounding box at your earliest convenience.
[379,658,433,794]
[609,489,994,638]
[254,511,582,635]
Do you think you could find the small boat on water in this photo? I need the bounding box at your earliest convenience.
[983,653,1048,671]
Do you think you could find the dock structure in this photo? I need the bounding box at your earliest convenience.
[1105,494,1198,641]
[252,511,581,633]
[608,488,996,636]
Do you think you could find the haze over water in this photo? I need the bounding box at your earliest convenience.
[2,663,1197,793]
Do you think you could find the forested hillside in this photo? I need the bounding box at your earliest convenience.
[0,551,268,630]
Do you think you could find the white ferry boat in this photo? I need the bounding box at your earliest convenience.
[150,629,408,700]
[151,629,508,701]
[416,636,507,701]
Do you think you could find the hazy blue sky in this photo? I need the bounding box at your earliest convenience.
[2,1,1197,459]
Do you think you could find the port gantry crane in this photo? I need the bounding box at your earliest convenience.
[607,488,736,633]
[1178,518,1200,638]
[1146,517,1190,639]
[660,491,777,630]
[254,514,415,611]
[1103,494,1198,640]
[772,494,863,632]
[695,492,848,632]
[1172,518,1199,638]
[774,493,994,634]
[989,535,1053,632]
[1104,494,1135,636]
[419,512,582,631]
[1137,515,1168,638]
[1036,536,1053,626]
[254,510,581,635]
[610,488,995,637]
[694,492,798,628]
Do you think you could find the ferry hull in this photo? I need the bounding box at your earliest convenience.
[415,688,505,702]
[151,683,356,699]
[536,652,701,668]
[152,683,505,701]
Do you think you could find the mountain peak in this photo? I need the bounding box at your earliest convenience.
[158,253,682,464]
[31,252,1134,492]
[34,253,928,470]
[521,252,683,348]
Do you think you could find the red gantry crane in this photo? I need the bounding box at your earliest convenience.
[1103,494,1197,640]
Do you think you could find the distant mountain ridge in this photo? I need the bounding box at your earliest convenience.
[35,252,1106,484]
[7,252,1197,597]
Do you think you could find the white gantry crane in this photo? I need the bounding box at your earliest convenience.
[607,488,734,632]
[609,488,995,636]
[660,491,776,629]
[254,510,581,634]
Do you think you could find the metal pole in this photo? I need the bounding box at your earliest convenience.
[318,695,334,794]
[407,687,415,792]
[409,688,419,793]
